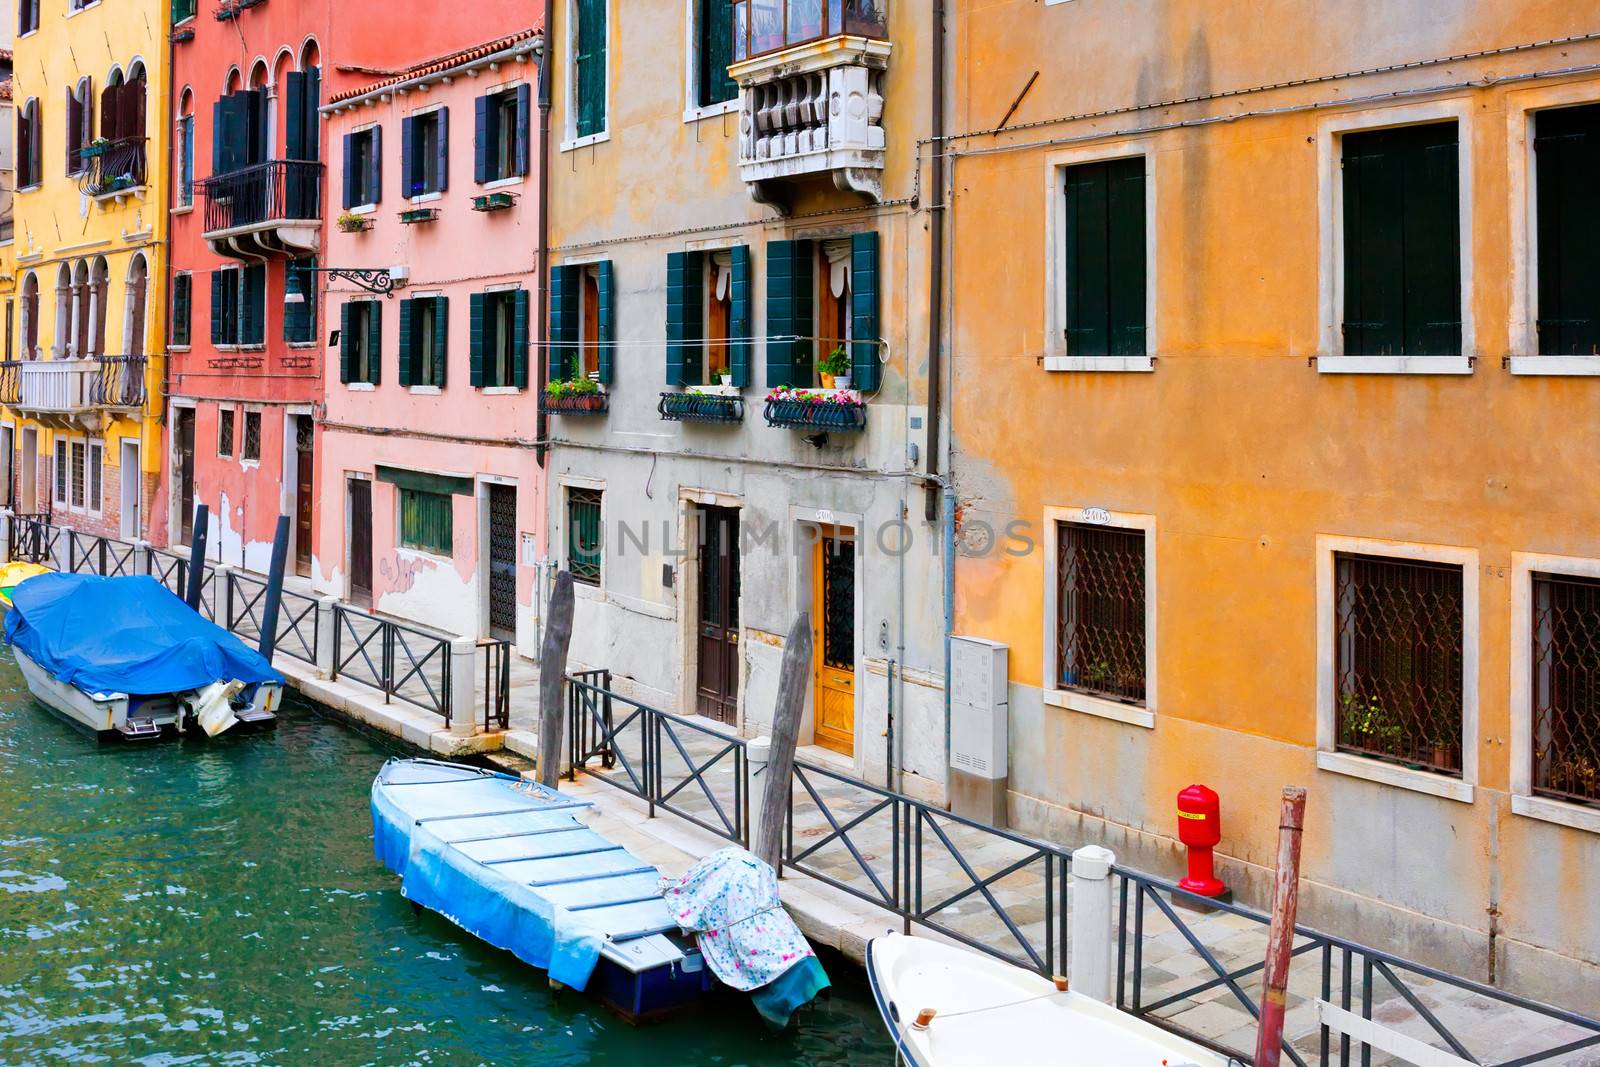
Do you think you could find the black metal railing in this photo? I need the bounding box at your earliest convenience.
[331,604,453,725]
[84,137,148,197]
[90,354,148,410]
[763,395,868,431]
[658,391,745,424]
[224,569,318,668]
[480,638,511,732]
[0,361,21,405]
[202,159,323,235]
[1114,867,1600,1066]
[8,515,56,564]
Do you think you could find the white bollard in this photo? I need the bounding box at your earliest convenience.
[1069,844,1117,1003]
[746,736,771,851]
[131,539,152,576]
[314,595,341,678]
[448,637,478,738]
[0,509,12,564]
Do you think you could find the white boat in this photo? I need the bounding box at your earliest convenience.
[867,933,1236,1066]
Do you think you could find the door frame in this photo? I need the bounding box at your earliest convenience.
[788,506,864,762]
[477,474,518,642]
[345,472,373,606]
[169,400,197,546]
[677,489,744,724]
[18,426,36,515]
[281,406,313,569]
[119,438,140,540]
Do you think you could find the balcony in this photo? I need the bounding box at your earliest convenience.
[730,0,889,208]
[658,390,745,424]
[201,160,323,259]
[83,137,148,204]
[3,356,148,430]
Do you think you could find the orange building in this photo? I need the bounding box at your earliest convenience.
[946,0,1600,1009]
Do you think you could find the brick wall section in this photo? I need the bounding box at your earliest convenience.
[11,447,158,544]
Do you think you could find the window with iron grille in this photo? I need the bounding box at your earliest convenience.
[88,441,102,513]
[70,441,85,509]
[400,489,452,556]
[567,487,602,586]
[218,408,234,458]
[242,411,261,463]
[1531,572,1600,806]
[53,440,66,505]
[1334,553,1464,775]
[1057,522,1146,705]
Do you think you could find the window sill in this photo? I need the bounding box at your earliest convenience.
[287,341,317,349]
[1043,688,1154,729]
[1315,355,1474,376]
[409,191,444,205]
[408,385,442,396]
[687,383,740,396]
[169,345,192,353]
[350,203,378,216]
[1044,355,1154,373]
[572,579,604,599]
[1505,356,1600,377]
[1511,793,1600,834]
[560,131,610,153]
[347,382,376,392]
[482,175,526,191]
[683,99,740,125]
[1315,750,1474,803]
[481,386,521,396]
[170,205,195,216]
[398,545,453,565]
[16,185,40,195]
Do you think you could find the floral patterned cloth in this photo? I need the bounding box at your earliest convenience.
[659,846,818,993]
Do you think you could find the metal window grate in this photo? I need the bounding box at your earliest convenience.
[242,412,261,463]
[1532,572,1600,806]
[218,409,234,457]
[1057,522,1146,705]
[1334,553,1464,775]
[821,534,855,670]
[568,488,602,586]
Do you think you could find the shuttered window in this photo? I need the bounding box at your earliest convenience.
[474,87,528,184]
[399,296,449,388]
[1534,103,1600,356]
[849,232,881,391]
[343,127,382,209]
[574,0,608,138]
[469,290,527,389]
[666,251,705,386]
[210,268,239,346]
[400,489,453,556]
[171,274,192,348]
[19,0,38,35]
[339,301,381,385]
[1341,122,1461,357]
[1062,157,1146,358]
[178,114,194,206]
[698,0,738,107]
[282,68,321,163]
[765,239,814,387]
[567,487,603,586]
[240,264,265,346]
[548,264,614,384]
[284,257,317,344]
[402,109,449,198]
[172,0,195,21]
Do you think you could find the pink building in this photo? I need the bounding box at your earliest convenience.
[316,28,544,650]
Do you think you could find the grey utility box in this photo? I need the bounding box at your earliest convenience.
[949,635,1009,827]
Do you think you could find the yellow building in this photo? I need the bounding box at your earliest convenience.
[947,0,1600,1012]
[6,0,167,541]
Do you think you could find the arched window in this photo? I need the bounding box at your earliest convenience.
[285,41,322,163]
[17,98,41,187]
[66,78,93,176]
[124,255,149,361]
[20,273,39,360]
[177,88,195,206]
[100,63,148,189]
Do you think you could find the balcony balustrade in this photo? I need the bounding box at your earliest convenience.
[201,160,324,258]
[3,356,148,429]
[83,137,148,202]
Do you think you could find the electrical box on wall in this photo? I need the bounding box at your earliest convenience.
[949,635,1009,827]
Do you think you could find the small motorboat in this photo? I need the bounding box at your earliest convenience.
[4,572,283,740]
[0,561,50,608]
[867,933,1235,1066]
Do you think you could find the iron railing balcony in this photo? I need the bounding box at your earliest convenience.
[83,137,148,202]
[0,361,21,406]
[201,159,323,259]
[8,355,148,427]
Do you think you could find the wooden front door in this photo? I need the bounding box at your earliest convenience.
[695,506,740,723]
[487,484,518,640]
[294,417,314,578]
[176,409,195,544]
[348,479,373,608]
[813,528,856,756]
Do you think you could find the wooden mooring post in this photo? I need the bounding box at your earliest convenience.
[754,612,812,872]
[1254,785,1308,1067]
[536,570,575,789]
[184,504,209,610]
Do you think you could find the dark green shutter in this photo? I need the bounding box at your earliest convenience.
[515,84,531,176]
[401,489,453,555]
[283,71,307,160]
[243,89,268,165]
[765,239,813,387]
[1063,157,1144,358]
[209,271,224,346]
[469,292,485,387]
[473,94,492,183]
[400,115,416,198]
[241,264,265,345]
[367,125,382,205]
[303,66,321,163]
[397,298,414,387]
[596,261,616,384]
[513,289,530,389]
[433,295,449,386]
[1535,103,1600,355]
[172,274,191,347]
[729,245,752,388]
[341,132,355,209]
[365,300,382,384]
[434,107,449,193]
[665,251,702,386]
[339,301,353,383]
[850,232,880,390]
[575,0,607,138]
[698,0,738,106]
[549,264,580,381]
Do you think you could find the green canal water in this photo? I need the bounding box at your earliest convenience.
[0,664,886,1066]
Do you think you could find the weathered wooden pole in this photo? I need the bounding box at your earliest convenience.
[536,570,575,788]
[1254,785,1308,1067]
[754,612,812,871]
[184,504,209,610]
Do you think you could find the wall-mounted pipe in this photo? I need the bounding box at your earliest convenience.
[923,0,948,524]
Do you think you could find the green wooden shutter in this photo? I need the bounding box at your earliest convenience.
[473,94,492,183]
[575,0,607,138]
[665,251,701,386]
[435,107,449,193]
[699,0,738,106]
[397,298,415,387]
[1410,129,1461,356]
[400,115,416,198]
[765,239,813,387]
[283,71,307,160]
[1107,161,1146,357]
[729,244,752,388]
[549,264,580,381]
[849,232,880,390]
[513,288,530,389]
[433,295,449,386]
[515,84,531,177]
[303,66,321,163]
[596,261,616,383]
[341,132,355,209]
[367,126,383,205]
[241,264,265,346]
[1535,103,1600,355]
[172,274,191,348]
[209,270,225,345]
[1063,162,1110,356]
[469,292,486,387]
[339,301,353,383]
[365,300,382,384]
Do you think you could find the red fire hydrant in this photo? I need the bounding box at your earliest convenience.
[1176,784,1227,898]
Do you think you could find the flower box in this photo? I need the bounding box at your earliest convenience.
[336,215,372,233]
[472,192,516,213]
[658,391,744,424]
[763,388,866,431]
[399,207,439,225]
[171,26,196,41]
[82,141,111,159]
[542,391,609,416]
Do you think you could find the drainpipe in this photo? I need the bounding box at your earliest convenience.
[942,483,955,794]
[535,29,552,469]
[923,0,947,524]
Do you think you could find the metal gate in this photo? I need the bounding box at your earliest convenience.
[487,484,517,639]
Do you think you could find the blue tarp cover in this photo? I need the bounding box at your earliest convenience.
[4,573,282,696]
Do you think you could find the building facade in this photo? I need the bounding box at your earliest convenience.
[315,22,546,649]
[544,0,947,791]
[946,0,1600,1008]
[5,0,169,542]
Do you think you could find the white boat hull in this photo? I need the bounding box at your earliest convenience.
[867,934,1234,1066]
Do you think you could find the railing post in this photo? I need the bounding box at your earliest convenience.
[448,637,476,737]
[131,539,151,576]
[746,736,770,851]
[314,595,340,677]
[1069,845,1117,1002]
[210,563,235,626]
[0,508,12,564]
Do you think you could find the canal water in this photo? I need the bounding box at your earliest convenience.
[0,664,884,1065]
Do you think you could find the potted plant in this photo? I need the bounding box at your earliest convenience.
[718,371,733,387]
[336,211,370,233]
[546,376,604,412]
[819,344,850,390]
[83,138,111,159]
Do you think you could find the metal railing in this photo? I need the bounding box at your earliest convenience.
[202,160,323,235]
[331,604,453,725]
[8,515,57,564]
[84,136,148,197]
[13,355,146,413]
[480,639,512,732]
[91,355,148,410]
[1114,867,1600,1066]
[225,569,318,668]
[0,361,21,405]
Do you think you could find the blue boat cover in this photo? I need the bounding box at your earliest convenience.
[4,573,282,696]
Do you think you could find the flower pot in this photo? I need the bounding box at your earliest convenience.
[718,374,732,387]
[833,373,852,391]
[819,372,835,389]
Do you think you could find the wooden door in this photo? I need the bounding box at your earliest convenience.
[294,417,314,577]
[695,506,740,723]
[348,479,372,608]
[813,528,856,755]
[19,428,36,515]
[487,483,517,640]
[176,409,195,544]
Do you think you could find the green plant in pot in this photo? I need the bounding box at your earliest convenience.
[1339,691,1402,754]
[819,344,851,391]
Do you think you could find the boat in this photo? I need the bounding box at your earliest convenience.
[4,572,284,740]
[372,759,830,1026]
[867,933,1235,1066]
[0,561,50,608]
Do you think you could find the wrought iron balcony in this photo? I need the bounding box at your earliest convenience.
[7,356,147,428]
[201,160,323,258]
[541,390,610,417]
[0,361,21,406]
[83,137,148,202]
[763,389,866,431]
[658,391,745,424]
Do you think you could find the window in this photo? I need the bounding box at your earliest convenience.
[65,439,102,512]
[399,296,448,388]
[474,86,529,183]
[1534,103,1600,356]
[1057,522,1146,706]
[67,79,93,176]
[21,274,39,359]
[89,442,103,513]
[340,300,381,385]
[765,235,881,390]
[218,408,235,458]
[177,107,195,207]
[1341,122,1462,357]
[5,301,13,360]
[171,273,192,347]
[470,289,528,389]
[1530,572,1600,807]
[342,126,381,208]
[210,265,265,347]
[732,0,887,60]
[567,487,603,585]
[403,108,448,197]
[1333,553,1464,776]
[17,99,41,188]
[572,0,608,139]
[172,0,196,21]
[242,411,261,462]
[19,0,38,35]
[53,440,66,505]
[212,88,268,176]
[400,489,453,556]
[1061,157,1146,358]
[284,257,317,344]
[667,248,751,386]
[696,0,738,108]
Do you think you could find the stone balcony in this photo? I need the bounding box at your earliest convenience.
[201,160,323,259]
[0,355,148,430]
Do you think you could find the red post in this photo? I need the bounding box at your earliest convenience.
[1254,786,1307,1067]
